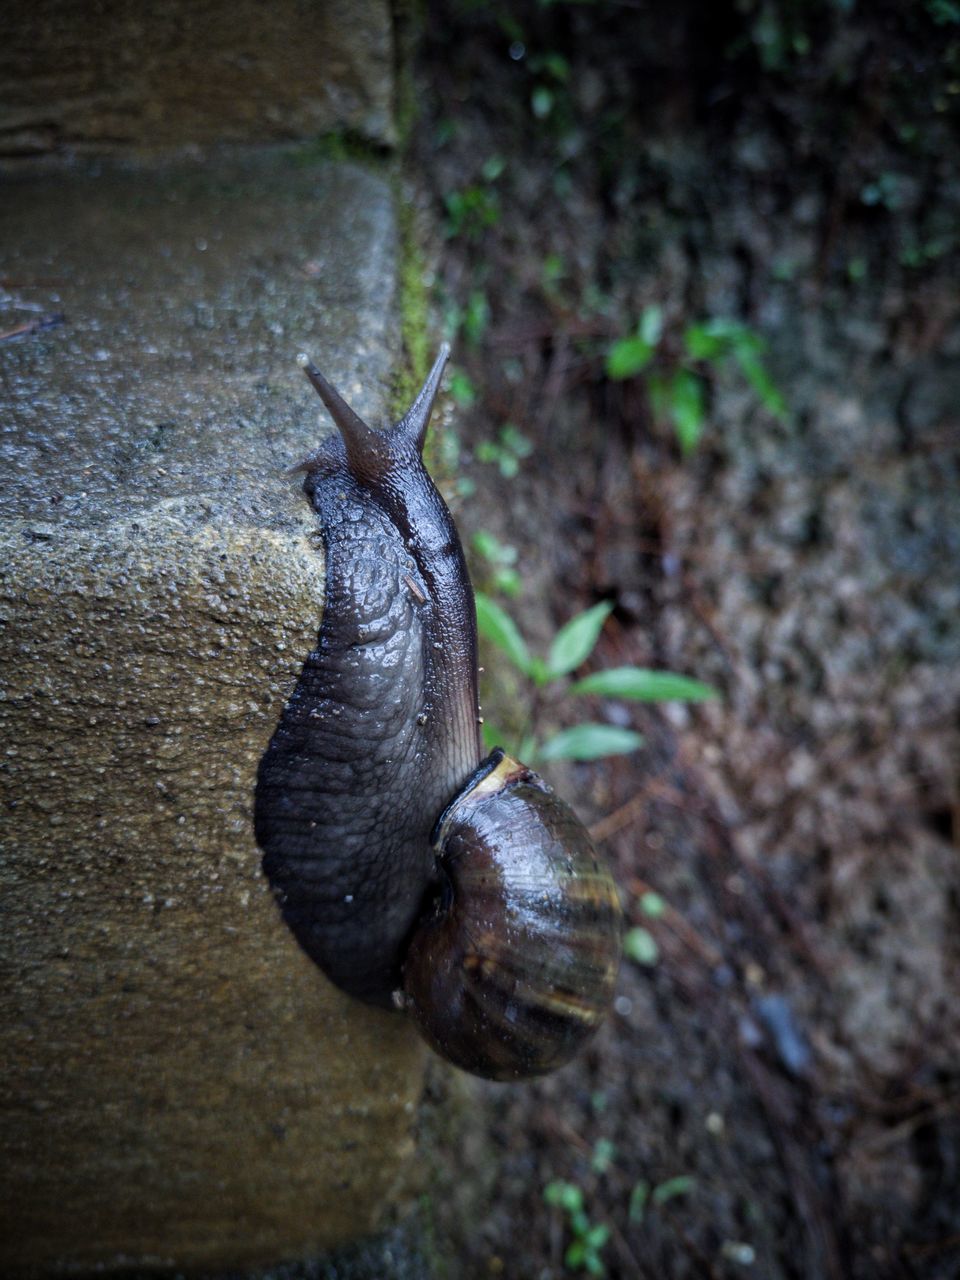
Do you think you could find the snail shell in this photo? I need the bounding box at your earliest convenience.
[404,750,622,1081]
[254,346,622,1081]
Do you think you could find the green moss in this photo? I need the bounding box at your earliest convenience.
[390,1,449,480]
[393,0,427,151]
[387,0,457,476]
[391,0,432,419]
[395,198,432,405]
[393,190,456,486]
[283,131,390,172]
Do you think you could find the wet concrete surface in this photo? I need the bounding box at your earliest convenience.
[0,0,396,155]
[1,149,397,526]
[0,151,425,1275]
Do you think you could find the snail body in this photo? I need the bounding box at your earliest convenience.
[254,346,621,1080]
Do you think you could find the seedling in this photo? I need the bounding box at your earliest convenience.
[629,1174,697,1224]
[607,311,788,455]
[472,530,521,597]
[443,184,501,241]
[544,1180,610,1277]
[474,594,719,763]
[475,423,534,478]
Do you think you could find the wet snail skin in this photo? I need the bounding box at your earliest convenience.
[254,345,621,1081]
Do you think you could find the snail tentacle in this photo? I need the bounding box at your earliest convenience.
[394,342,451,454]
[297,355,391,485]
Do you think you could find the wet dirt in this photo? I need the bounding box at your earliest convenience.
[409,4,960,1277]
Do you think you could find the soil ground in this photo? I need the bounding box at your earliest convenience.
[407,4,960,1278]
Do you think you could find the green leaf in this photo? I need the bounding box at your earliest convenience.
[586,1224,610,1248]
[668,368,706,455]
[538,724,644,762]
[493,567,521,597]
[449,370,476,407]
[570,1208,589,1235]
[639,891,667,918]
[472,530,498,560]
[683,322,724,361]
[480,154,505,182]
[727,327,765,357]
[646,371,670,420]
[734,347,788,419]
[571,666,719,702]
[629,1180,650,1224]
[606,334,654,380]
[547,602,613,678]
[684,318,762,360]
[542,253,566,287]
[463,289,490,347]
[565,1242,587,1268]
[544,1180,583,1212]
[543,1179,565,1207]
[528,655,550,688]
[480,720,508,753]
[542,52,570,82]
[500,424,533,458]
[639,304,664,347]
[928,0,960,24]
[532,85,554,118]
[624,927,659,966]
[652,1175,696,1206]
[591,1139,616,1174]
[474,593,531,675]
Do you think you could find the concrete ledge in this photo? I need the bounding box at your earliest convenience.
[0,152,424,1274]
[1,0,396,156]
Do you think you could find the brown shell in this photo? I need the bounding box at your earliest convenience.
[402,751,622,1081]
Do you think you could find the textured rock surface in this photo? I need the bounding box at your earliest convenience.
[0,153,425,1275]
[0,152,398,524]
[0,0,396,155]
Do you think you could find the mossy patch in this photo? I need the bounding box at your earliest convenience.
[394,195,432,409]
[283,131,392,172]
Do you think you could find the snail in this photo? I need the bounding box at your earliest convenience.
[254,344,621,1081]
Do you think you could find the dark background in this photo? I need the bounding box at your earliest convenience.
[406,2,960,1277]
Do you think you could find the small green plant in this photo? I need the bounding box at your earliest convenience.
[474,594,719,763]
[639,890,666,917]
[474,423,533,477]
[628,1174,697,1224]
[605,304,664,379]
[623,891,678,968]
[472,530,521,597]
[623,927,659,967]
[443,184,501,241]
[860,171,904,211]
[448,368,477,408]
[926,0,960,24]
[528,50,573,125]
[606,309,788,455]
[427,406,478,502]
[461,288,491,346]
[541,251,567,298]
[543,1181,610,1277]
[443,155,506,243]
[899,234,956,268]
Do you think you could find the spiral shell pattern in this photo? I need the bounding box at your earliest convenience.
[403,751,622,1081]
